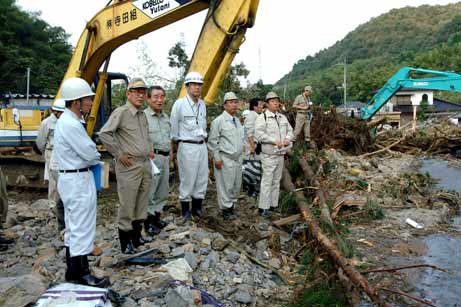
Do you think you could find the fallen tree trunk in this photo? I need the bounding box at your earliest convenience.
[281,166,389,306]
[298,157,334,227]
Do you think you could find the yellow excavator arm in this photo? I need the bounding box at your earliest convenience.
[57,0,259,136]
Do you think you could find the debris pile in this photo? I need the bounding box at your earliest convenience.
[375,120,461,156]
[274,142,460,306]
[310,107,374,154]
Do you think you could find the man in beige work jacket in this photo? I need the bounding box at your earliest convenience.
[293,85,313,144]
[255,91,294,217]
[99,78,154,254]
[208,92,244,220]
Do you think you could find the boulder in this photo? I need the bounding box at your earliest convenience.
[0,274,48,307]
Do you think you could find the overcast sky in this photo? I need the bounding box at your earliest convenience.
[16,0,461,85]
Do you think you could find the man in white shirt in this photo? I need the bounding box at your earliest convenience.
[54,77,109,287]
[170,72,208,221]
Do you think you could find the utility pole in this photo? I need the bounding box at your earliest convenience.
[26,67,30,104]
[343,57,347,109]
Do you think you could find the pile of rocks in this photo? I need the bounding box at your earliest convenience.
[0,196,293,307]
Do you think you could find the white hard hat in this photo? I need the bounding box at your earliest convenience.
[223,92,238,102]
[242,110,251,118]
[61,77,95,101]
[52,98,65,112]
[184,71,204,85]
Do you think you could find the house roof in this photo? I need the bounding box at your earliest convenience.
[433,97,461,112]
[2,93,55,99]
[346,101,366,109]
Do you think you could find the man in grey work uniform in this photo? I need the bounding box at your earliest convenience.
[0,167,14,251]
[243,97,264,197]
[208,92,244,220]
[99,78,154,254]
[36,99,65,230]
[293,85,313,144]
[144,85,171,235]
[170,71,208,221]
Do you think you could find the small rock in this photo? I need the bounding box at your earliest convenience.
[205,251,219,268]
[164,286,194,307]
[169,231,190,241]
[164,223,177,232]
[22,247,37,257]
[171,246,185,257]
[182,243,194,253]
[199,247,210,255]
[184,252,198,270]
[121,297,138,307]
[158,244,171,254]
[234,290,253,304]
[99,256,114,268]
[224,287,237,298]
[6,213,18,227]
[200,258,211,270]
[131,288,164,301]
[224,250,240,264]
[232,277,242,284]
[201,237,211,246]
[268,258,281,269]
[211,238,228,251]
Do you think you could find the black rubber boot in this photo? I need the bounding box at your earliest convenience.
[78,255,110,288]
[191,198,203,217]
[131,220,151,248]
[181,201,192,222]
[222,208,232,220]
[247,184,257,198]
[0,234,13,245]
[144,215,161,236]
[118,228,135,254]
[65,247,78,282]
[258,209,272,218]
[153,212,167,229]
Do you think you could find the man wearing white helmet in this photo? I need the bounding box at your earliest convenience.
[255,91,294,217]
[36,99,65,230]
[208,92,244,220]
[54,77,109,287]
[170,71,208,221]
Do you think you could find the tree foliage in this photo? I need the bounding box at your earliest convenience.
[277,3,461,105]
[0,0,73,94]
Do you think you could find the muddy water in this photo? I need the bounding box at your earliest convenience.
[417,158,461,307]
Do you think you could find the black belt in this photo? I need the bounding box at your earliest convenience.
[59,167,90,174]
[154,149,169,156]
[179,140,205,144]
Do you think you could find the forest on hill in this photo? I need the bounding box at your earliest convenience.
[276,2,461,105]
[0,0,72,95]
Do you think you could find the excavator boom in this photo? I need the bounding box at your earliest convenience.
[57,0,259,135]
[361,67,461,120]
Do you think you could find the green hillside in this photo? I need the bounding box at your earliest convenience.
[276,2,461,105]
[0,0,73,95]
